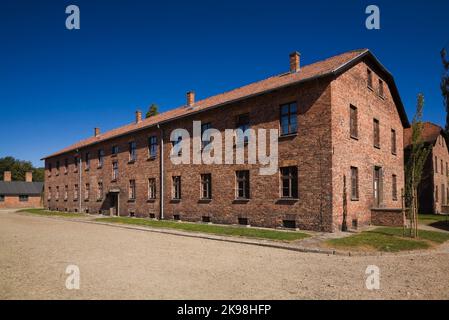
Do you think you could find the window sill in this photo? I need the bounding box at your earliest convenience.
[374,145,381,150]
[128,160,136,164]
[147,156,157,161]
[279,133,298,140]
[73,199,78,202]
[350,135,359,141]
[378,94,385,100]
[276,198,299,204]
[97,166,103,169]
[97,198,103,202]
[198,199,212,203]
[147,199,156,203]
[111,179,118,183]
[233,198,250,204]
[170,199,181,203]
[367,85,374,92]
[111,154,118,158]
[85,168,90,172]
[351,198,359,202]
[391,152,397,156]
[127,199,136,203]
[84,199,89,202]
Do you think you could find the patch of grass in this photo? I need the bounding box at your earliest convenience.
[419,214,449,225]
[19,208,86,218]
[95,217,310,242]
[326,227,449,252]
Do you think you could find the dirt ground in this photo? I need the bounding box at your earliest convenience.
[1,209,448,300]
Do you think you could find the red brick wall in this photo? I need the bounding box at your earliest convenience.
[431,135,449,214]
[0,195,42,209]
[371,208,404,227]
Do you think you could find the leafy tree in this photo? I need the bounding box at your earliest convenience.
[145,103,159,119]
[405,94,431,238]
[441,48,449,134]
[0,156,44,182]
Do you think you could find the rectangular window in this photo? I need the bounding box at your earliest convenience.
[446,162,448,177]
[97,181,103,200]
[436,185,439,203]
[442,184,446,205]
[447,187,449,205]
[367,69,373,88]
[98,149,104,168]
[435,156,438,173]
[280,166,298,199]
[378,79,384,98]
[64,158,68,174]
[0,195,4,202]
[200,174,212,200]
[73,156,79,173]
[236,113,250,143]
[129,180,136,200]
[112,161,118,181]
[280,102,298,136]
[350,105,358,138]
[148,178,156,200]
[56,186,59,201]
[236,170,250,199]
[201,123,212,149]
[373,119,380,148]
[129,141,137,162]
[48,163,52,176]
[56,161,60,175]
[64,185,68,201]
[172,136,183,156]
[85,152,90,170]
[441,160,444,175]
[47,187,51,200]
[74,184,78,200]
[149,136,157,159]
[351,167,359,200]
[391,129,397,154]
[172,176,181,200]
[85,183,90,200]
[392,175,398,201]
[19,195,28,202]
[112,145,119,156]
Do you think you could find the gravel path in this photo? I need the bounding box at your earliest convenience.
[1,210,448,300]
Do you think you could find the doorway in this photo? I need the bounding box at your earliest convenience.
[108,192,119,216]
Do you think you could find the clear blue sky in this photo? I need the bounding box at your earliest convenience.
[0,0,448,167]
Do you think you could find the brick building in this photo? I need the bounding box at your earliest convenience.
[404,122,449,214]
[43,49,409,232]
[0,171,43,209]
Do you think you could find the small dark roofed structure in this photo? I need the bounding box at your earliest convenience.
[0,171,43,209]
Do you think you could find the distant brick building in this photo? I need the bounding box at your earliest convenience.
[43,49,409,232]
[404,122,449,214]
[0,171,43,209]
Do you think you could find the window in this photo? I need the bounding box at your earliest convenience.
[73,156,79,173]
[98,149,104,168]
[201,123,212,149]
[280,102,298,136]
[436,185,439,203]
[442,184,446,205]
[97,181,103,200]
[48,163,52,176]
[148,136,157,158]
[373,119,380,148]
[129,141,137,162]
[64,185,68,201]
[367,69,373,88]
[85,183,90,200]
[435,156,438,173]
[447,187,449,205]
[391,129,397,154]
[19,195,28,202]
[56,161,60,175]
[201,174,212,200]
[378,79,384,98]
[236,113,250,143]
[172,135,183,156]
[56,186,59,201]
[129,180,136,200]
[47,187,51,200]
[74,184,79,200]
[280,167,298,199]
[441,160,444,175]
[85,152,90,170]
[351,167,359,200]
[64,158,68,174]
[111,161,119,181]
[112,145,119,156]
[392,175,398,201]
[447,162,449,177]
[172,176,181,200]
[236,170,250,199]
[350,105,358,138]
[148,178,156,200]
[0,195,4,202]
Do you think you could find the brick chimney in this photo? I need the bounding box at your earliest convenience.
[187,91,195,107]
[289,51,300,73]
[3,171,11,182]
[25,171,33,182]
[135,110,142,123]
[94,127,100,137]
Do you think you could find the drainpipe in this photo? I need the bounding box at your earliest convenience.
[158,124,164,220]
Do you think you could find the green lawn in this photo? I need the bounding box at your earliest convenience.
[419,214,449,225]
[19,208,86,218]
[326,227,449,252]
[95,217,310,242]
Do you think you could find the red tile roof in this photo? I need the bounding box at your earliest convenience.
[404,122,445,148]
[43,48,406,159]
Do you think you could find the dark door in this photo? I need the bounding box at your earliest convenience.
[109,194,118,216]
